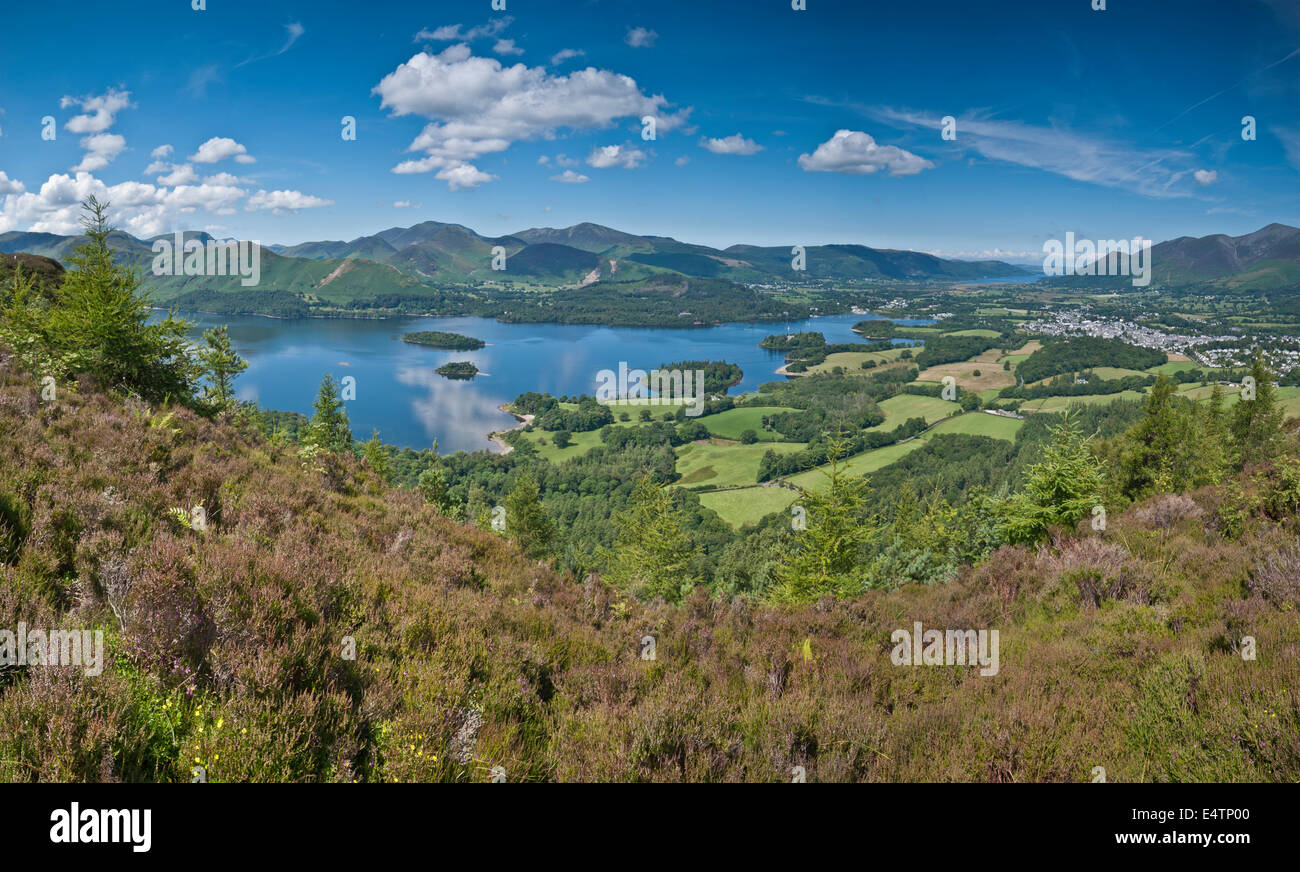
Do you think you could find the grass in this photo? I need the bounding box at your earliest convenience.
[804,348,914,375]
[868,393,960,429]
[701,405,799,441]
[698,486,798,528]
[516,427,607,462]
[927,412,1024,441]
[785,439,928,490]
[676,440,804,488]
[1017,390,1149,412]
[942,328,1002,338]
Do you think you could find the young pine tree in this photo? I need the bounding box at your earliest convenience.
[504,471,554,558]
[1001,411,1105,545]
[1231,352,1285,467]
[196,325,248,413]
[605,475,700,603]
[771,433,872,603]
[43,197,194,401]
[362,430,393,484]
[303,374,352,453]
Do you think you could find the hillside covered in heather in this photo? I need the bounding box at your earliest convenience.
[2,346,1299,781]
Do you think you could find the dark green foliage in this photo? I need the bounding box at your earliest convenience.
[400,331,484,350]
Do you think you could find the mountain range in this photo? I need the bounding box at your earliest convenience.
[2,221,1297,306]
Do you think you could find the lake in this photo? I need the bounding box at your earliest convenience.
[176,311,928,452]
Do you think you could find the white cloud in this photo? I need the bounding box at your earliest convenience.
[625,27,657,48]
[550,169,590,183]
[700,133,763,155]
[372,45,686,188]
[393,200,422,208]
[190,137,256,164]
[550,48,585,65]
[537,155,550,165]
[555,154,579,167]
[868,107,1211,197]
[202,172,252,186]
[156,164,199,186]
[0,171,245,237]
[0,171,26,195]
[493,39,524,56]
[245,189,333,213]
[61,88,132,134]
[236,21,305,68]
[415,17,512,42]
[797,129,934,177]
[586,144,646,169]
[1193,169,1219,185]
[675,156,690,166]
[150,144,174,160]
[72,133,127,172]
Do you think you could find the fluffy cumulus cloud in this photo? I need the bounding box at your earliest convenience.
[586,144,646,169]
[0,171,248,237]
[372,44,687,189]
[61,88,133,134]
[245,189,333,213]
[190,137,256,164]
[493,39,524,56]
[1194,169,1219,185]
[700,133,763,155]
[155,163,200,186]
[0,171,25,195]
[797,129,934,176]
[72,133,127,172]
[625,27,657,48]
[549,169,590,183]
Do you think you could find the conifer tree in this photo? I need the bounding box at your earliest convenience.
[196,325,247,413]
[504,471,554,557]
[1231,352,1285,466]
[43,197,194,401]
[771,433,872,603]
[304,373,352,453]
[605,474,700,602]
[1001,411,1104,544]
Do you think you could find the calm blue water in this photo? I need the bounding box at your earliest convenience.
[175,311,927,452]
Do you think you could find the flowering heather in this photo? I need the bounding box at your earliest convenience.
[0,355,1297,782]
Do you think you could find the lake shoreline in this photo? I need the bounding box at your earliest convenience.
[488,405,534,455]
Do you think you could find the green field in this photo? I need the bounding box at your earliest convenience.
[942,328,1001,338]
[785,438,928,490]
[1089,366,1150,380]
[698,486,798,528]
[701,405,798,441]
[515,427,608,462]
[1017,390,1148,412]
[927,412,1024,441]
[869,393,960,429]
[805,347,914,375]
[1148,360,1201,375]
[676,440,804,489]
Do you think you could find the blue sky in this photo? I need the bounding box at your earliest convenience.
[0,0,1296,259]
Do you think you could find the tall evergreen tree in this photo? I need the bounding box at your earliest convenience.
[504,471,554,558]
[43,197,194,401]
[1231,352,1285,466]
